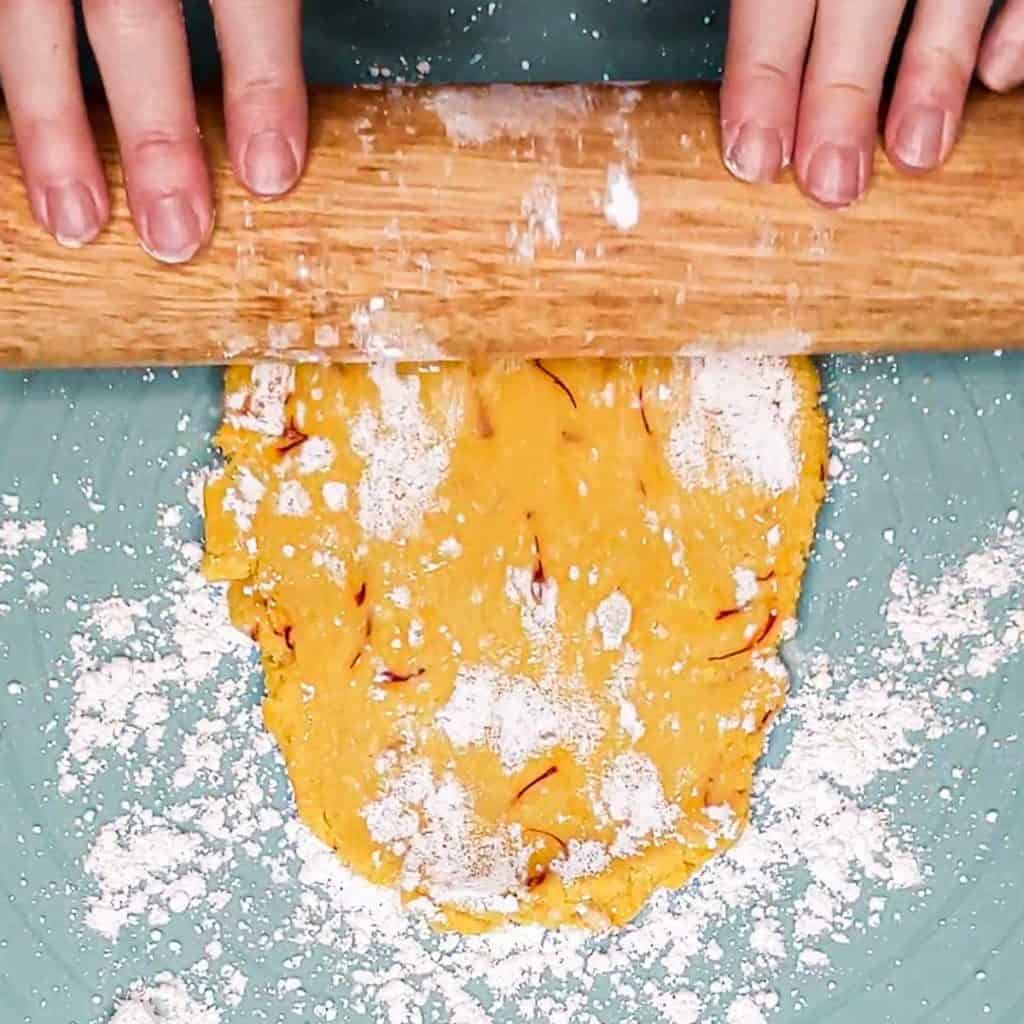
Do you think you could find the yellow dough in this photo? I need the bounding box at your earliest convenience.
[203,357,826,932]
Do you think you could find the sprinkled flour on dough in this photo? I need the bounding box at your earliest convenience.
[274,479,312,517]
[597,752,679,857]
[349,363,462,540]
[437,663,604,772]
[666,356,801,494]
[321,480,348,511]
[733,566,759,607]
[362,759,526,915]
[292,436,335,475]
[607,645,644,741]
[504,563,560,640]
[224,364,294,437]
[221,468,264,532]
[594,590,632,650]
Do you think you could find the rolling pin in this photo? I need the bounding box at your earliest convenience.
[1,83,1022,369]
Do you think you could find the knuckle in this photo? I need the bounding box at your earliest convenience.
[818,79,873,102]
[130,130,194,163]
[226,73,297,106]
[903,42,974,91]
[225,74,303,124]
[15,113,86,154]
[749,60,796,86]
[230,73,290,99]
[731,58,798,93]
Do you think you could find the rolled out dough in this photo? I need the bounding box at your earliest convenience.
[203,356,826,931]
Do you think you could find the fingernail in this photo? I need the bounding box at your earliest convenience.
[44,181,101,247]
[804,143,863,207]
[982,43,1022,92]
[892,105,948,169]
[141,191,204,263]
[242,130,300,196]
[723,121,785,183]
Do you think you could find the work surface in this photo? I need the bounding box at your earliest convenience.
[1,353,1023,1024]
[80,0,731,87]
[4,5,1024,1021]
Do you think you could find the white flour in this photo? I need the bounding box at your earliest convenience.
[274,479,312,517]
[362,759,526,916]
[224,364,294,437]
[85,810,212,940]
[604,164,639,231]
[509,178,562,262]
[607,645,644,741]
[66,523,90,553]
[0,516,46,556]
[222,467,264,532]
[11,366,1016,1023]
[666,356,802,495]
[594,590,632,650]
[293,436,335,475]
[349,363,463,540]
[437,663,604,772]
[424,85,593,146]
[349,304,444,361]
[110,973,220,1024]
[732,567,758,607]
[321,480,349,511]
[597,752,680,857]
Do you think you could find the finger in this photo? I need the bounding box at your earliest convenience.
[720,0,818,184]
[979,0,1024,92]
[886,0,991,172]
[83,0,212,263]
[0,0,107,246]
[212,0,307,196]
[795,0,908,207]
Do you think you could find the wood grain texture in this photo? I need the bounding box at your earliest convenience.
[0,83,1021,369]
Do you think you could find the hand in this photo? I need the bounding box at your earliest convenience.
[0,1,307,262]
[721,1,1023,206]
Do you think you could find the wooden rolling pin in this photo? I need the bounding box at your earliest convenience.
[1,83,1022,369]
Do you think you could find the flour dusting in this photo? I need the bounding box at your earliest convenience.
[508,178,561,262]
[349,363,462,540]
[425,85,593,145]
[109,973,220,1024]
[224,365,294,436]
[594,590,632,650]
[597,752,679,857]
[666,356,801,494]
[361,759,527,916]
[437,663,604,773]
[604,164,639,230]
